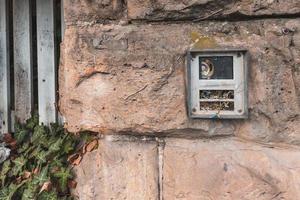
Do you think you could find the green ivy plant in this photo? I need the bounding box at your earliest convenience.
[0,114,93,200]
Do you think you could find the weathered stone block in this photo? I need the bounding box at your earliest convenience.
[163,138,300,200]
[72,136,159,200]
[64,0,125,24]
[60,19,300,144]
[127,0,300,21]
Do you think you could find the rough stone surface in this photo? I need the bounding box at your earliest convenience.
[60,19,300,144]
[72,136,159,200]
[127,0,300,21]
[63,0,300,23]
[64,0,126,24]
[163,138,300,200]
[60,1,300,199]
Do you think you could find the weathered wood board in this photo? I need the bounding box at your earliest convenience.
[0,0,10,134]
[61,0,65,40]
[13,0,33,123]
[37,0,57,125]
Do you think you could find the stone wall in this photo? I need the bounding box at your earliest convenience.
[60,0,300,199]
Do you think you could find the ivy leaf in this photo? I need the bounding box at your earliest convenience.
[0,186,10,200]
[25,113,39,130]
[31,126,48,148]
[0,183,22,200]
[50,123,64,136]
[62,137,76,155]
[22,190,35,200]
[48,138,63,154]
[17,143,29,154]
[30,145,49,165]
[0,114,79,199]
[38,191,58,200]
[0,160,11,186]
[11,156,26,177]
[14,123,24,136]
[22,182,37,200]
[49,156,64,170]
[14,129,29,144]
[36,150,49,165]
[53,168,72,192]
[29,146,42,159]
[34,165,49,185]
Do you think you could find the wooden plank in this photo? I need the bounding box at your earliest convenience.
[0,0,10,134]
[13,0,33,123]
[37,0,57,125]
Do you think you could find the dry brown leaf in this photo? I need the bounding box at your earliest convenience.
[68,153,82,166]
[72,155,82,166]
[50,166,60,173]
[2,133,14,143]
[85,140,98,152]
[16,176,22,184]
[68,179,77,189]
[39,181,52,194]
[3,133,17,149]
[8,140,17,150]
[33,168,39,175]
[23,171,32,179]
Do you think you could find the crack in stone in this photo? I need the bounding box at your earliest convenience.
[75,70,111,88]
[157,138,165,200]
[124,84,148,100]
